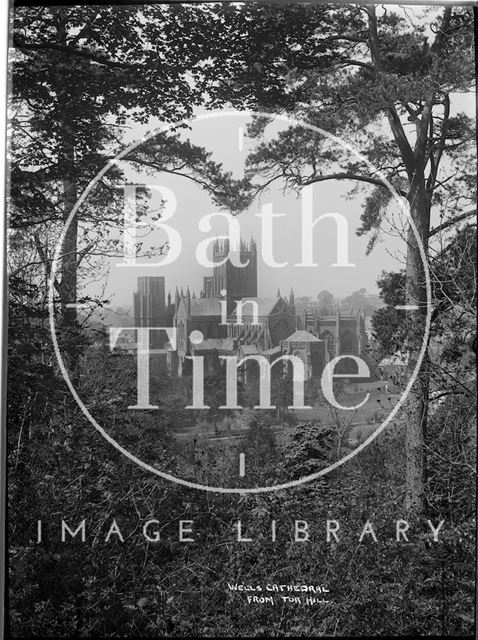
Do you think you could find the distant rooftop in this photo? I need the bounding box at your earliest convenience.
[191,337,235,352]
[232,296,283,317]
[188,298,222,316]
[239,344,259,355]
[261,346,282,356]
[283,330,321,342]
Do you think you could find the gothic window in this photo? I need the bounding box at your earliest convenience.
[321,331,335,359]
[275,319,291,341]
[341,330,355,355]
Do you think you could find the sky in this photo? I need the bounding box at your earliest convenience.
[83,112,410,310]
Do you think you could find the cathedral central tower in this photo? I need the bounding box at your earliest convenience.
[209,237,257,314]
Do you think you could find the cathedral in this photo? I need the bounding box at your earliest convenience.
[129,234,369,381]
[161,235,368,380]
[201,237,258,313]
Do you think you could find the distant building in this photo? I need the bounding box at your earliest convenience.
[173,287,227,376]
[171,285,298,378]
[133,276,167,349]
[202,276,214,299]
[226,292,296,351]
[281,330,328,381]
[132,237,369,384]
[202,237,257,314]
[133,276,165,327]
[302,303,367,370]
[189,337,236,377]
[378,352,409,385]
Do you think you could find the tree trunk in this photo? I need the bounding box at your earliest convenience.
[404,178,431,516]
[56,14,82,382]
[60,125,78,327]
[57,13,78,328]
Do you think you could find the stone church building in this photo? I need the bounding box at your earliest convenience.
[126,233,370,385]
[300,303,368,365]
[160,235,368,380]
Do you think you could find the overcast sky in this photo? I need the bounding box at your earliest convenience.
[83,113,411,310]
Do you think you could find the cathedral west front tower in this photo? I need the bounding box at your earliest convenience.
[205,237,258,314]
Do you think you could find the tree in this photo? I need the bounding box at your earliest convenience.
[242,412,278,475]
[10,4,253,334]
[317,289,335,315]
[284,422,335,481]
[271,367,293,422]
[228,5,475,515]
[374,225,476,374]
[372,270,407,356]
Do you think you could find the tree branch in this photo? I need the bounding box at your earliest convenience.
[428,209,476,238]
[366,4,416,178]
[427,94,450,193]
[301,171,407,196]
[338,59,374,72]
[415,8,452,168]
[13,37,141,71]
[321,34,368,44]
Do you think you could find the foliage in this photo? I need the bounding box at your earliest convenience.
[371,270,407,355]
[316,290,335,315]
[227,3,475,513]
[283,422,335,481]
